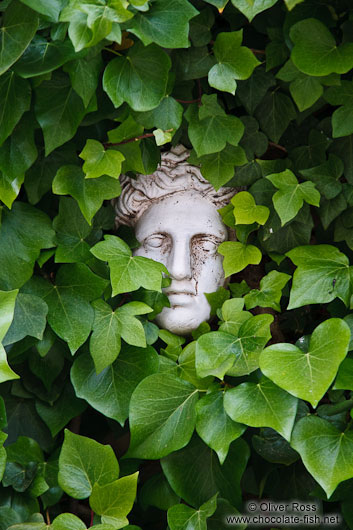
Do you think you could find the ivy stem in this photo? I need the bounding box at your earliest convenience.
[174,97,202,104]
[103,132,155,149]
[45,509,51,526]
[250,48,266,55]
[320,397,353,416]
[103,47,122,56]
[90,509,94,527]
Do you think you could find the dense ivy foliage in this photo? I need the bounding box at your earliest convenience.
[3,0,353,528]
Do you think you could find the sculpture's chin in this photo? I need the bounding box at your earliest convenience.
[155,301,211,336]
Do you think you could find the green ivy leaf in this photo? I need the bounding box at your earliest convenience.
[196,391,245,464]
[23,264,108,354]
[134,96,183,133]
[3,293,47,345]
[19,0,65,22]
[89,472,138,528]
[208,31,260,94]
[35,72,86,155]
[224,377,298,440]
[267,169,320,226]
[255,91,296,143]
[58,430,120,499]
[13,36,77,78]
[0,113,37,208]
[53,197,93,263]
[185,95,244,157]
[290,18,353,76]
[190,145,247,190]
[0,72,31,147]
[64,50,103,108]
[71,346,159,426]
[90,300,153,373]
[333,358,353,391]
[79,139,125,180]
[0,202,55,290]
[128,0,198,48]
[52,165,121,224]
[286,245,353,309]
[218,241,262,277]
[127,373,198,459]
[300,154,343,200]
[167,494,217,530]
[260,318,350,407]
[230,0,278,21]
[0,0,38,76]
[91,235,168,296]
[231,191,269,225]
[103,43,171,111]
[291,416,353,498]
[161,436,249,509]
[196,314,273,379]
[51,513,86,530]
[244,270,291,311]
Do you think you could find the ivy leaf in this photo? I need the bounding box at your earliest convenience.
[71,346,159,426]
[244,270,291,311]
[167,495,217,530]
[230,0,278,21]
[90,300,153,373]
[19,0,65,22]
[3,293,47,345]
[196,314,273,379]
[53,197,92,264]
[64,50,103,108]
[260,318,350,407]
[190,145,247,190]
[13,36,77,78]
[58,430,120,499]
[127,373,198,459]
[218,241,262,277]
[0,0,38,76]
[231,191,269,225]
[51,513,87,530]
[161,436,249,509]
[286,245,353,309]
[91,235,168,296]
[291,416,353,498]
[196,391,245,464]
[267,170,320,226]
[300,154,343,200]
[255,91,296,143]
[134,96,183,133]
[185,95,244,157]
[89,472,138,528]
[35,72,86,155]
[208,31,260,94]
[237,67,275,115]
[290,19,353,76]
[36,382,86,437]
[0,113,37,208]
[0,289,18,342]
[52,165,121,224]
[23,264,108,354]
[128,0,198,48]
[0,72,31,147]
[103,43,171,111]
[333,358,353,391]
[79,139,125,180]
[0,202,55,290]
[224,378,298,441]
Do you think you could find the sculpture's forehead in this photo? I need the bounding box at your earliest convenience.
[135,192,227,238]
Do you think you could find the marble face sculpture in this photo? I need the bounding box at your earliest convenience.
[115,145,236,335]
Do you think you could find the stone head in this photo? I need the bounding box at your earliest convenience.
[114,145,237,335]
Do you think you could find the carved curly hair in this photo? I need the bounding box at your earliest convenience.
[114,145,238,227]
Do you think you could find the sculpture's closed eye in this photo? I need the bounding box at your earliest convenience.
[144,233,168,249]
[193,235,220,254]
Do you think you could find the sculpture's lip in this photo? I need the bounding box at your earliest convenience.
[166,292,196,307]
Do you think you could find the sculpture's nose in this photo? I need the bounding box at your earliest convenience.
[168,239,192,280]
